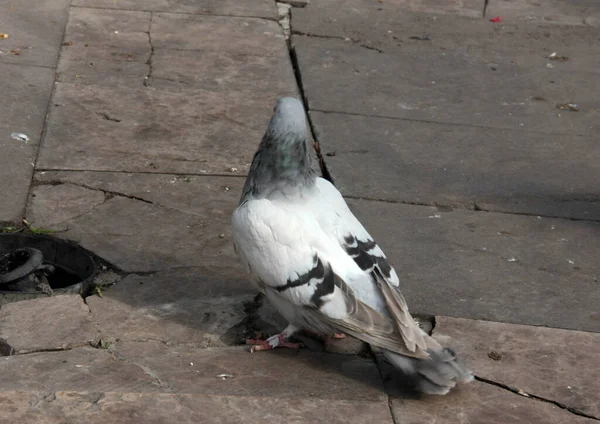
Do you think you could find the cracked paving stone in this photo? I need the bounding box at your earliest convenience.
[345,199,600,332]
[0,0,70,68]
[0,347,160,393]
[0,391,393,424]
[310,111,600,221]
[27,195,237,273]
[385,376,597,424]
[71,0,278,19]
[432,316,600,418]
[292,8,600,134]
[86,267,255,346]
[0,295,101,355]
[0,63,55,222]
[57,8,151,87]
[34,171,246,218]
[28,183,106,231]
[108,341,387,401]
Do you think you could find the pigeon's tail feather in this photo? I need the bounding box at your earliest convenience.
[384,348,474,395]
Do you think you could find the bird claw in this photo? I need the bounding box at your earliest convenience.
[246,332,303,352]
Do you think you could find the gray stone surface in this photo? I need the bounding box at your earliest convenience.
[292,8,600,134]
[72,0,278,19]
[486,0,600,27]
[0,347,160,392]
[310,111,600,221]
[0,63,55,222]
[57,8,151,87]
[346,198,600,332]
[29,172,243,272]
[389,379,596,423]
[109,341,386,400]
[28,183,106,230]
[0,0,70,68]
[0,391,393,424]
[434,316,600,417]
[0,295,100,354]
[86,267,254,345]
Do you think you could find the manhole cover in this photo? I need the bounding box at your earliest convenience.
[0,234,96,305]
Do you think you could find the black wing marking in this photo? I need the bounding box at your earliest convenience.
[343,235,393,280]
[274,254,335,309]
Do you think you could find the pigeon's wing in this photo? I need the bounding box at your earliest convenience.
[232,196,428,358]
[315,178,440,354]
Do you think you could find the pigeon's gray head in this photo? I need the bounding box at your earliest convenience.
[240,97,315,201]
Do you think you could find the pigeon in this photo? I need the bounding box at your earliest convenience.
[231,97,473,395]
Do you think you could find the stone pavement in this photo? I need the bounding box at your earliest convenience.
[1,0,599,423]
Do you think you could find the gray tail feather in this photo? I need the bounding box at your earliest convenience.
[384,348,474,395]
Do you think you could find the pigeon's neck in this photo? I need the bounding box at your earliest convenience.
[240,134,316,202]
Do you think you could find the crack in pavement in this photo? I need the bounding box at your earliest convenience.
[344,194,600,223]
[144,12,154,87]
[292,30,384,53]
[108,349,169,390]
[475,375,599,421]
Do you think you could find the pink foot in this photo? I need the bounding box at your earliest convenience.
[246,331,303,353]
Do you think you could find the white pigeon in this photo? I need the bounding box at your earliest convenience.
[231,97,473,395]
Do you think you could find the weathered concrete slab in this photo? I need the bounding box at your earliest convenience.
[86,267,254,345]
[72,0,277,19]
[57,8,151,87]
[0,0,70,68]
[28,183,106,230]
[389,378,596,423]
[110,341,386,400]
[0,391,393,424]
[292,11,600,134]
[37,83,291,175]
[0,295,100,355]
[0,348,159,392]
[34,171,245,217]
[434,316,600,417]
[345,198,599,332]
[0,63,55,222]
[486,0,600,27]
[28,193,236,272]
[310,111,600,221]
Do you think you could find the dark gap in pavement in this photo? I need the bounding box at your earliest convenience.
[292,31,384,53]
[144,12,154,87]
[284,8,334,184]
[35,168,249,178]
[475,375,600,421]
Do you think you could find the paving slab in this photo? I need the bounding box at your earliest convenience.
[389,378,596,423]
[0,391,393,424]
[86,267,254,346]
[486,0,600,27]
[433,316,600,418]
[0,0,70,68]
[0,348,159,393]
[0,295,101,355]
[310,111,600,221]
[345,198,599,332]
[292,7,600,134]
[57,8,151,87]
[0,63,55,222]
[27,193,236,272]
[109,341,386,400]
[72,0,278,19]
[34,171,245,218]
[28,183,106,231]
[28,172,243,272]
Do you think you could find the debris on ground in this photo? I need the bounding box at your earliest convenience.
[489,16,502,23]
[216,373,234,380]
[547,52,569,61]
[488,351,502,361]
[556,103,580,112]
[11,133,29,143]
[0,33,8,39]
